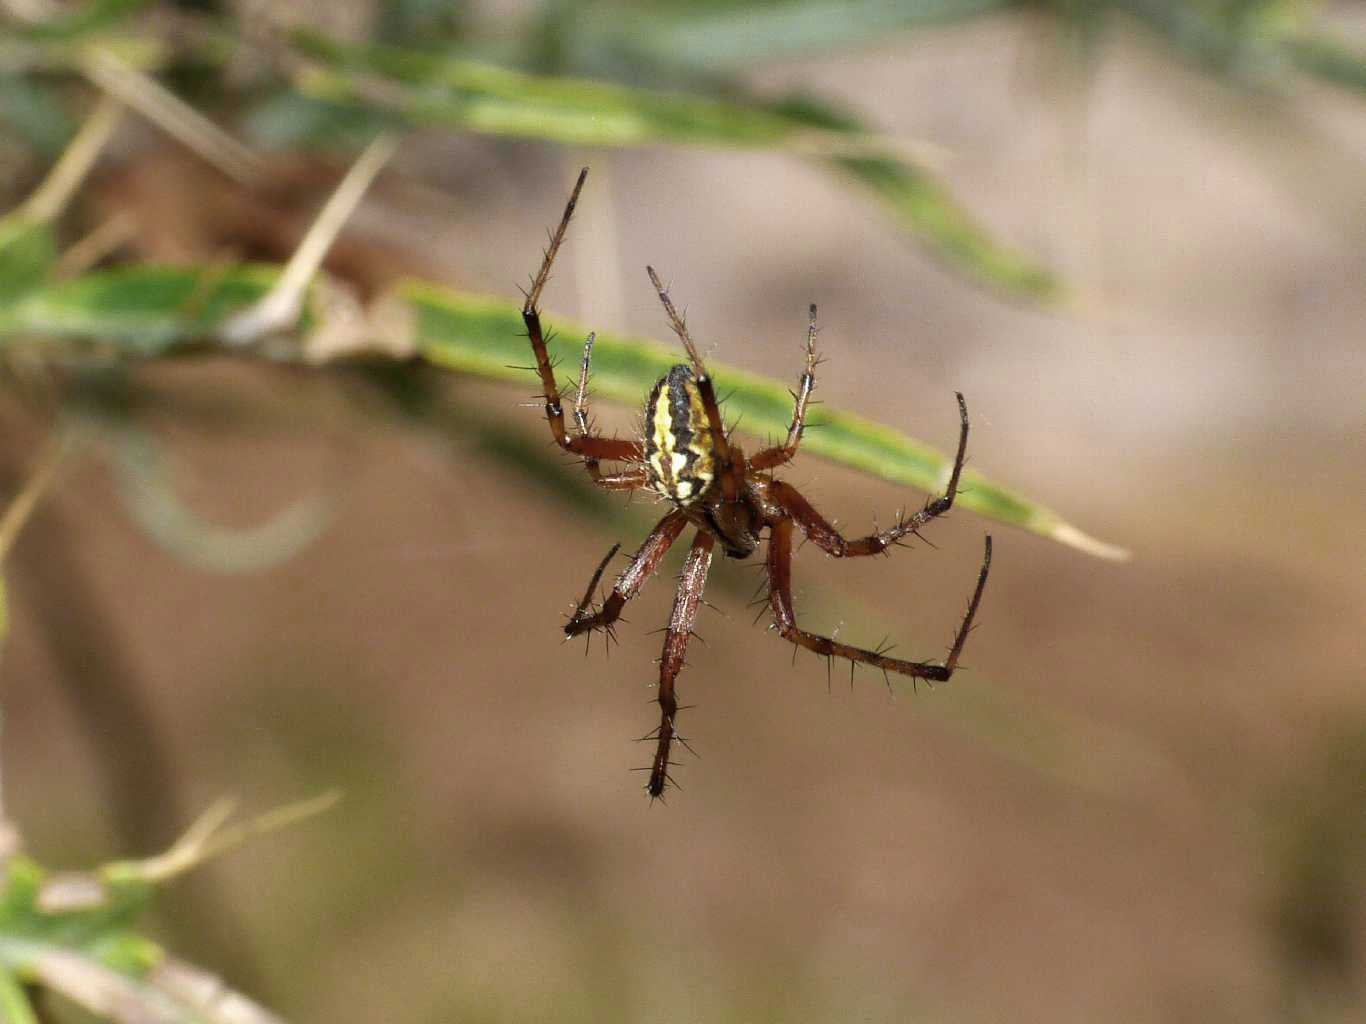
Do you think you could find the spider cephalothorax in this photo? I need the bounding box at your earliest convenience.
[521,169,992,799]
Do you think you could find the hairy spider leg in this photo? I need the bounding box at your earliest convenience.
[767,519,991,683]
[750,303,820,472]
[572,332,649,489]
[765,392,971,557]
[645,266,739,501]
[565,509,690,637]
[647,530,715,798]
[523,168,643,485]
[569,541,620,632]
[570,331,595,436]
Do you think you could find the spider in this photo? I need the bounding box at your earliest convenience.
[521,169,992,799]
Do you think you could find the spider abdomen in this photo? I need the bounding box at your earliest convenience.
[643,364,715,505]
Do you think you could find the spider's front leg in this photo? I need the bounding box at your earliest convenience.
[523,169,643,487]
[766,518,991,685]
[566,510,689,637]
[769,392,972,556]
[568,333,649,489]
[646,530,715,799]
[750,303,820,472]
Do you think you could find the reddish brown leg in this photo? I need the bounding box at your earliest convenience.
[767,517,991,684]
[524,169,642,481]
[750,303,819,471]
[571,332,650,489]
[644,265,737,501]
[767,393,970,556]
[566,510,689,637]
[646,530,715,799]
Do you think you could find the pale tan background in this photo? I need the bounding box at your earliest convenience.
[3,7,1365,1023]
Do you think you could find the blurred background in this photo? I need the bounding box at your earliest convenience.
[1,1,1364,1022]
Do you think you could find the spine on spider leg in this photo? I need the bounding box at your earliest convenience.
[566,511,689,639]
[646,716,678,800]
[646,533,714,799]
[566,542,620,635]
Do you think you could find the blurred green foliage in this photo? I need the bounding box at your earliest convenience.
[3,1,1366,1020]
[0,796,334,1023]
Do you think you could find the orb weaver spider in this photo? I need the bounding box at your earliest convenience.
[522,169,992,799]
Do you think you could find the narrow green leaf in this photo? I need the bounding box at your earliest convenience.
[0,858,43,924]
[0,968,38,1024]
[286,31,1059,299]
[774,95,1059,298]
[0,264,276,352]
[0,217,57,307]
[1112,0,1298,78]
[291,31,800,149]
[244,92,402,152]
[1282,31,1366,94]
[403,281,1125,557]
[0,264,1122,556]
[572,0,1018,70]
[0,857,151,954]
[6,22,1058,299]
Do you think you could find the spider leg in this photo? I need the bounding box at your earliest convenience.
[568,542,620,633]
[646,529,715,799]
[523,170,643,482]
[645,266,738,501]
[565,510,689,637]
[570,330,596,437]
[572,332,650,489]
[766,393,971,556]
[767,518,991,683]
[750,303,819,472]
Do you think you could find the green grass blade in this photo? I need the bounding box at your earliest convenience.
[6,23,1059,299]
[290,31,799,148]
[0,217,57,306]
[0,264,1122,557]
[1282,31,1366,94]
[570,0,1018,71]
[286,31,1058,299]
[403,281,1124,558]
[1111,0,1300,79]
[775,95,1059,298]
[0,968,39,1024]
[0,264,277,351]
[837,150,1057,298]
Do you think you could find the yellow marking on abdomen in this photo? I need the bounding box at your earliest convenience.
[644,366,715,506]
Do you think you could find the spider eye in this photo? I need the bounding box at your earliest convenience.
[644,364,715,505]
